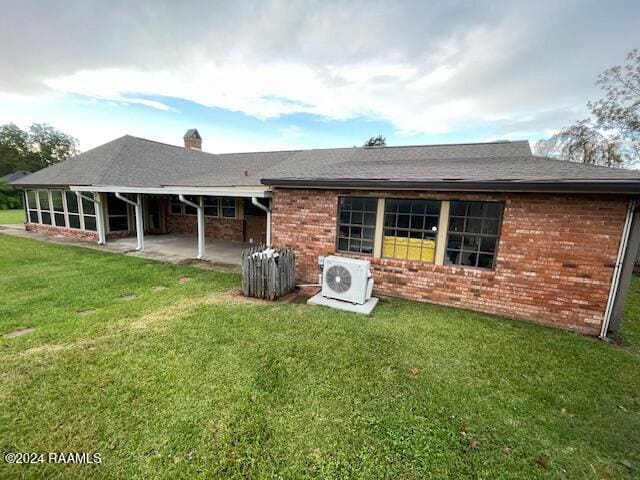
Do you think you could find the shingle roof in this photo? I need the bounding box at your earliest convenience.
[1,170,31,183]
[11,134,640,193]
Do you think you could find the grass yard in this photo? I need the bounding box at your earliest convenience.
[1,235,639,479]
[0,209,24,225]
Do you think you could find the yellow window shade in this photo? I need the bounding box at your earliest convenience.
[383,236,435,262]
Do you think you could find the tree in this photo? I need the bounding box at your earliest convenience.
[363,135,387,147]
[535,119,624,167]
[535,48,639,167]
[0,181,22,209]
[0,123,79,177]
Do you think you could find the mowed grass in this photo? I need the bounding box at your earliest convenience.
[0,209,24,225]
[1,235,639,479]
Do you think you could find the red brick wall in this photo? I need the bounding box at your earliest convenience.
[271,188,630,334]
[25,223,98,241]
[166,213,243,242]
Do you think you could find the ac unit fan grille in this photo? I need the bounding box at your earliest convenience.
[325,264,352,293]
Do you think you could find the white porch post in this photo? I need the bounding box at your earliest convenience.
[76,192,106,245]
[115,192,144,251]
[178,194,205,260]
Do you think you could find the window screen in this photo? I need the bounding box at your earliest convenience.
[38,190,51,225]
[184,196,198,215]
[204,197,219,217]
[81,196,97,231]
[170,197,183,214]
[446,201,503,269]
[65,191,81,229]
[336,197,377,255]
[107,193,129,232]
[383,199,440,262]
[27,190,38,223]
[222,198,236,218]
[51,190,66,227]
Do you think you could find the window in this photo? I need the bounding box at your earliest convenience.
[26,190,38,223]
[222,197,236,218]
[184,196,197,216]
[38,190,51,225]
[383,199,440,262]
[170,197,183,214]
[65,191,81,229]
[336,197,377,255]
[106,193,129,231]
[51,190,66,227]
[81,195,97,231]
[446,201,503,269]
[204,197,219,217]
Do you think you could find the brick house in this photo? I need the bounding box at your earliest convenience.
[12,130,640,337]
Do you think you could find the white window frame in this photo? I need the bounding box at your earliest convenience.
[50,189,67,228]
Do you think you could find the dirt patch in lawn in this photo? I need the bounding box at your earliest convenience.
[78,309,96,316]
[178,276,192,284]
[4,327,35,338]
[152,286,167,293]
[13,290,270,358]
[118,294,137,301]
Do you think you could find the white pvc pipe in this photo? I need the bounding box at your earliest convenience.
[251,197,271,247]
[115,192,144,251]
[600,199,635,339]
[178,194,205,260]
[77,192,106,245]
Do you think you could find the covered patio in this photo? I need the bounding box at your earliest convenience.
[0,225,246,272]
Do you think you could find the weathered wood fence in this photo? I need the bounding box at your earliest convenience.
[242,245,296,300]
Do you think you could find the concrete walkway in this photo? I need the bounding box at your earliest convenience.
[0,224,245,272]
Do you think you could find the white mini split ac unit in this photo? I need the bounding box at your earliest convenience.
[321,256,374,305]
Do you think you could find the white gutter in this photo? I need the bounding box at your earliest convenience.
[115,192,144,251]
[70,185,271,198]
[179,194,205,260]
[251,197,272,247]
[76,192,106,245]
[600,199,636,339]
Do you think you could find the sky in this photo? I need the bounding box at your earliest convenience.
[0,0,638,154]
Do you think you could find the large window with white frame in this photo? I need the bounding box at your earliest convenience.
[81,195,97,231]
[51,190,66,227]
[65,191,81,229]
[26,190,38,223]
[26,188,98,232]
[38,190,52,225]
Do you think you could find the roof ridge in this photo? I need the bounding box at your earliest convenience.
[125,134,529,157]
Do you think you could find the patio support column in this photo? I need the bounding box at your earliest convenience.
[115,192,144,251]
[178,194,205,260]
[76,192,106,245]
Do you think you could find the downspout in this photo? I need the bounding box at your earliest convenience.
[600,199,636,339]
[251,197,271,247]
[76,192,106,245]
[178,194,205,260]
[115,192,144,251]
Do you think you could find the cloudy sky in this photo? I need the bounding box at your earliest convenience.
[0,0,638,153]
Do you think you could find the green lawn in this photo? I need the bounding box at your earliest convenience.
[0,209,24,225]
[1,235,639,479]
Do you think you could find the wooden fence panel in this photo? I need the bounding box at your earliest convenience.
[242,246,296,300]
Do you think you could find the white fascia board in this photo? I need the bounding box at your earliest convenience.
[69,185,271,198]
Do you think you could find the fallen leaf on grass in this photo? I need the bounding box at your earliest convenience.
[469,439,478,449]
[409,368,420,375]
[108,442,117,450]
[500,446,511,455]
[250,394,257,402]
[536,456,548,469]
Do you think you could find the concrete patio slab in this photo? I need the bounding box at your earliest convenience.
[0,225,245,272]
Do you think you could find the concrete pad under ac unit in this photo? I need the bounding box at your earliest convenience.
[307,293,379,315]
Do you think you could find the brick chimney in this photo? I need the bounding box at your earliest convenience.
[183,129,202,150]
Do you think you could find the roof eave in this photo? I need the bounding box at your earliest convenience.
[260,178,640,194]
